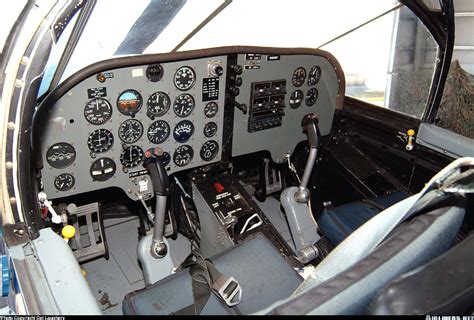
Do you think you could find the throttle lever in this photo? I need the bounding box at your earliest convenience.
[143,147,170,258]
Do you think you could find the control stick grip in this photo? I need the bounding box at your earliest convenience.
[144,148,170,196]
[302,113,321,148]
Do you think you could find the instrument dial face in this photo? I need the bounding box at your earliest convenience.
[173,145,194,167]
[147,92,171,117]
[148,120,170,144]
[117,89,142,116]
[118,119,143,144]
[173,120,194,143]
[204,101,218,118]
[307,66,322,86]
[161,152,171,167]
[46,143,76,169]
[54,173,75,191]
[121,145,144,168]
[292,67,306,87]
[174,66,196,91]
[203,122,218,138]
[200,140,219,162]
[90,158,116,181]
[305,88,319,106]
[87,129,114,153]
[146,64,164,82]
[173,94,195,117]
[289,90,304,109]
[84,98,112,125]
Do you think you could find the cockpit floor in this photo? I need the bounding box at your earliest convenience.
[81,216,191,315]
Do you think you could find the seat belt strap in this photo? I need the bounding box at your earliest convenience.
[174,250,242,315]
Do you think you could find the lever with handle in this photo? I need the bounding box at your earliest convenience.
[143,147,170,259]
[294,113,321,203]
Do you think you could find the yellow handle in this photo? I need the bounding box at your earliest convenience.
[61,225,76,240]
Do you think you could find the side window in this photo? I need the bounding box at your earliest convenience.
[321,6,438,119]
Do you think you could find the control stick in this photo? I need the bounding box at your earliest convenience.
[143,147,170,259]
[280,113,321,252]
[294,113,321,203]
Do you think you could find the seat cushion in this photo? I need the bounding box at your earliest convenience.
[318,191,408,246]
[123,233,302,315]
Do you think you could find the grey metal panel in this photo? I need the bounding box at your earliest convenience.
[41,56,227,201]
[31,228,102,314]
[416,123,474,158]
[232,54,339,163]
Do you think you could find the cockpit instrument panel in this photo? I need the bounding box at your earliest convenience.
[41,56,227,200]
[231,53,339,163]
[38,48,343,201]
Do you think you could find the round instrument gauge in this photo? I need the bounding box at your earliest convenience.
[87,129,114,153]
[173,145,194,167]
[117,89,142,116]
[147,92,171,117]
[46,143,76,169]
[146,64,164,82]
[204,102,218,118]
[203,122,218,138]
[118,119,143,144]
[161,152,171,167]
[121,145,144,168]
[174,66,196,91]
[54,173,75,191]
[200,140,219,162]
[173,120,194,143]
[289,90,304,109]
[173,94,195,117]
[305,88,319,107]
[84,98,112,125]
[307,66,322,86]
[148,120,170,144]
[292,67,306,87]
[90,157,116,182]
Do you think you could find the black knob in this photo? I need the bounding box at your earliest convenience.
[213,65,224,77]
[223,197,235,208]
[230,75,243,87]
[230,65,243,75]
[228,86,240,96]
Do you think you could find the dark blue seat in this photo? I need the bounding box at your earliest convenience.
[318,191,408,246]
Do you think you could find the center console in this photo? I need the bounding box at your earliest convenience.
[192,171,298,266]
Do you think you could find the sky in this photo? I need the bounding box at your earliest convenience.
[1,0,399,91]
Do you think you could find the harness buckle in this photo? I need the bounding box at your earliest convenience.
[215,276,242,307]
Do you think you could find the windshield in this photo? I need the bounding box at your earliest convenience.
[60,0,401,80]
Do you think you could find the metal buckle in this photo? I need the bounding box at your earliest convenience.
[217,276,242,307]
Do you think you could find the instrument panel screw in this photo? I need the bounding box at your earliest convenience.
[6,162,13,169]
[9,197,16,204]
[7,122,15,130]
[15,79,24,88]
[21,56,30,65]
